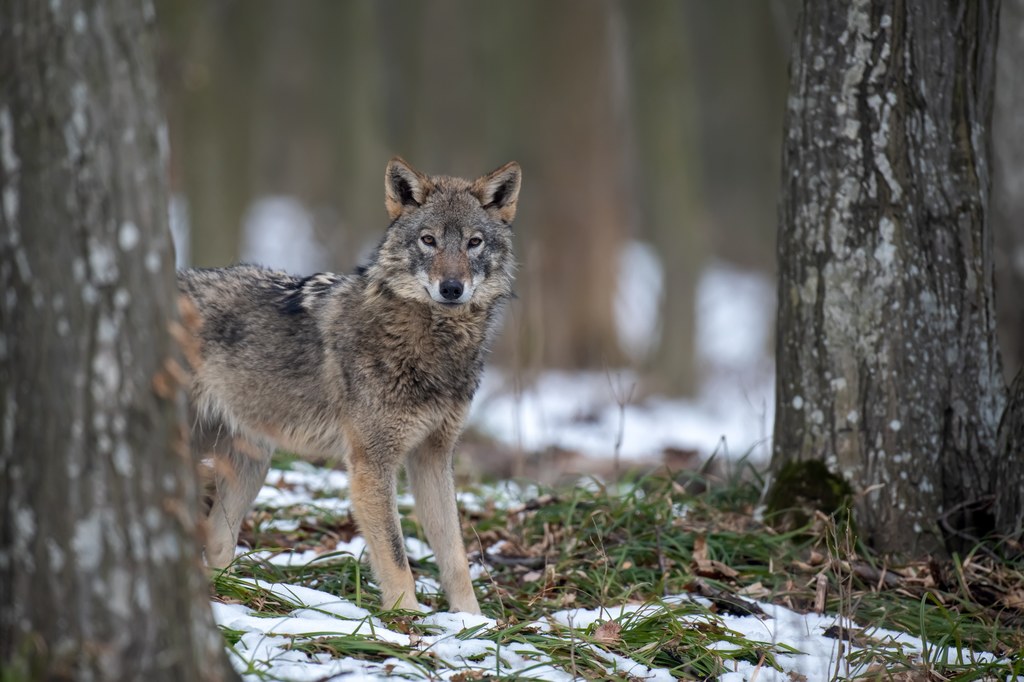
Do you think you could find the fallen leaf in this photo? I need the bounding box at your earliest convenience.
[693,534,709,563]
[694,558,739,580]
[592,620,622,646]
[737,582,771,600]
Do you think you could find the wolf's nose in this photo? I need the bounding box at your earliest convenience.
[439,279,464,301]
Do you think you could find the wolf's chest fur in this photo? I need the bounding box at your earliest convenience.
[337,288,490,409]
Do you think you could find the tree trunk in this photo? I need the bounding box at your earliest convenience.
[159,0,261,267]
[527,0,630,369]
[992,0,1024,544]
[771,0,1003,555]
[624,0,705,397]
[996,368,1024,548]
[683,0,791,272]
[0,1,238,679]
[992,0,1024,381]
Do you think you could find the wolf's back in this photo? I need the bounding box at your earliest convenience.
[177,264,348,451]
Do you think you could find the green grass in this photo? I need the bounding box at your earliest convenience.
[214,465,1024,680]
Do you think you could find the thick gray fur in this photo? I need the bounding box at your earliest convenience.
[179,158,522,614]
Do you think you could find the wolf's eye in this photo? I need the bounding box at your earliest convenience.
[467,237,483,248]
[421,235,436,247]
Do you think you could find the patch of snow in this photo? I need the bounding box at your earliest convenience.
[614,240,663,361]
[404,536,433,562]
[469,367,772,463]
[467,261,776,463]
[696,262,774,370]
[259,518,300,533]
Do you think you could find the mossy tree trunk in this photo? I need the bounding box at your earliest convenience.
[0,1,237,679]
[771,0,1004,555]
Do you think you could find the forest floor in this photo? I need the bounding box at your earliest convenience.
[211,459,1024,681]
[202,242,1022,679]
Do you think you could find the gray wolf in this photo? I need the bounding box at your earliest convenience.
[178,158,521,614]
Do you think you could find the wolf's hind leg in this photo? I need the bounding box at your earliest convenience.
[407,429,480,614]
[203,434,273,568]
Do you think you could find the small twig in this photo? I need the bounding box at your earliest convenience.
[690,578,766,618]
[605,370,635,478]
[484,553,546,569]
[655,526,668,595]
[567,611,577,679]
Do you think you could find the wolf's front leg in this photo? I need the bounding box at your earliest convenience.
[347,442,419,611]
[407,423,481,614]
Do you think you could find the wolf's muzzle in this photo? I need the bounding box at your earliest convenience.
[439,279,464,302]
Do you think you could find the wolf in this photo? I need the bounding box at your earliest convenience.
[178,158,521,614]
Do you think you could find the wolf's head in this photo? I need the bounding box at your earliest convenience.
[365,157,521,310]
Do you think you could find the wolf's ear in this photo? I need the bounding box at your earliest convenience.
[472,161,522,224]
[385,157,432,220]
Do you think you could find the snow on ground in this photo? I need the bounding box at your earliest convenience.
[470,260,775,464]
[219,579,1007,682]
[216,467,1012,681]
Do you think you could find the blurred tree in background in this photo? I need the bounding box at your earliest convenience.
[993,0,1024,381]
[155,0,795,397]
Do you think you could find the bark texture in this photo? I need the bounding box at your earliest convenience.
[996,368,1024,546]
[772,0,1003,554]
[0,1,237,679]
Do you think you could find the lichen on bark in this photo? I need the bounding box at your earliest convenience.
[772,1,1003,555]
[0,1,237,679]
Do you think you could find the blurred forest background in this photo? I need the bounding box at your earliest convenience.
[154,0,799,402]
